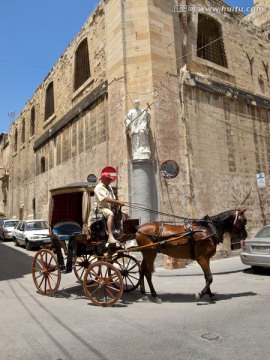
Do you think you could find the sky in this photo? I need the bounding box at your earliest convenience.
[0,0,255,134]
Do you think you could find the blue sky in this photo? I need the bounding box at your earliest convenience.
[0,0,255,134]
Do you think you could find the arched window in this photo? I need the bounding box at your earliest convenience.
[44,82,55,120]
[74,38,90,91]
[197,14,228,68]
[30,106,35,136]
[21,118,25,144]
[41,157,46,173]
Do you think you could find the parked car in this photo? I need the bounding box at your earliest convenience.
[13,219,51,250]
[0,219,20,241]
[240,225,270,269]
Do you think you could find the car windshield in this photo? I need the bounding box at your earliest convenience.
[4,221,19,227]
[26,221,48,231]
[255,227,270,238]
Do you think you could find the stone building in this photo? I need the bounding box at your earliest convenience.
[0,0,270,253]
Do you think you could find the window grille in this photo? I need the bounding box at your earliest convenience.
[74,38,90,91]
[197,14,228,68]
[45,82,55,120]
[30,106,35,136]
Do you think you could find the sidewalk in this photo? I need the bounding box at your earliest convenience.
[154,255,249,277]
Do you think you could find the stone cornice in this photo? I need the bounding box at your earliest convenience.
[185,72,270,110]
[33,80,108,152]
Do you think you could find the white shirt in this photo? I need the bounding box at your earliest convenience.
[94,182,115,209]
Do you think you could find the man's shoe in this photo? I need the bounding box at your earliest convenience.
[108,235,119,244]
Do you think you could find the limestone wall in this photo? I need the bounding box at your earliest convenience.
[0,0,270,249]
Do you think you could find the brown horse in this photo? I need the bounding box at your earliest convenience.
[135,209,248,303]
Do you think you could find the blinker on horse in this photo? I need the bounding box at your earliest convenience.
[135,209,248,303]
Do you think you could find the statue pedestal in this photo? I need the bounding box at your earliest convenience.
[128,159,157,225]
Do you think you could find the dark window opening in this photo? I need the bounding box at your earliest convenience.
[21,118,25,144]
[45,82,55,120]
[197,14,228,68]
[14,128,18,152]
[74,38,90,91]
[30,106,35,136]
[41,157,46,173]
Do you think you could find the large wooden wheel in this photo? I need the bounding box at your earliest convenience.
[73,255,95,283]
[32,249,61,296]
[112,254,140,292]
[83,261,123,306]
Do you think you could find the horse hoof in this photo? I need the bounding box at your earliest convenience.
[195,293,201,302]
[141,295,149,302]
[155,297,162,304]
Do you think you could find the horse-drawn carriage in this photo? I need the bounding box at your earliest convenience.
[32,181,249,305]
[32,182,140,306]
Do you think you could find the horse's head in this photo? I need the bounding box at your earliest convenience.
[231,208,248,240]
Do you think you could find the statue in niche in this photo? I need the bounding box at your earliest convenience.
[124,100,151,160]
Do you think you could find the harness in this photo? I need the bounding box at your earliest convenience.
[136,219,217,251]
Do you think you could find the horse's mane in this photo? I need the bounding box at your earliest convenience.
[197,210,235,244]
[209,210,233,225]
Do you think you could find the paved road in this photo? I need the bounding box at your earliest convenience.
[1,241,270,360]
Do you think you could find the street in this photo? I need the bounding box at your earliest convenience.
[0,240,270,360]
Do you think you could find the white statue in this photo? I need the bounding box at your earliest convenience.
[124,100,151,160]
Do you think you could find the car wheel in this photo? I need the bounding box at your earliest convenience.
[14,237,19,246]
[25,241,32,251]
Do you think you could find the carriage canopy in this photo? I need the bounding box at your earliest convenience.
[49,182,95,234]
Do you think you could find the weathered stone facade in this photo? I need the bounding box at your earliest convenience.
[0,0,270,254]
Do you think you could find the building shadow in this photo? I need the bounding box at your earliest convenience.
[0,242,33,281]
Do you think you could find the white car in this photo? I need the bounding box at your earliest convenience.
[240,225,270,269]
[0,219,20,241]
[13,219,51,250]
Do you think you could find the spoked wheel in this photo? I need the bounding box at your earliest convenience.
[74,255,95,283]
[83,261,123,306]
[32,249,61,296]
[112,254,140,292]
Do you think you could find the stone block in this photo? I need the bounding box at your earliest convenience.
[163,255,186,270]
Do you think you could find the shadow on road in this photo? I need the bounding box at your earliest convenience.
[243,267,270,276]
[0,242,33,281]
[122,290,258,305]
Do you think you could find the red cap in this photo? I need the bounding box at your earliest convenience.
[100,172,115,181]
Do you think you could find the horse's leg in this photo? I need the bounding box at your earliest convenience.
[196,256,215,302]
[139,250,162,303]
[139,258,148,301]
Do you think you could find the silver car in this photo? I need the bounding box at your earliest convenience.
[240,225,270,269]
[0,219,20,241]
[13,219,51,250]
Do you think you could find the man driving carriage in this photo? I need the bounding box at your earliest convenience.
[94,172,126,244]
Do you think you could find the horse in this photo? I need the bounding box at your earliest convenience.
[135,209,248,303]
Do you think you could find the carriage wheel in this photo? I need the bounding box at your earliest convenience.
[83,261,123,306]
[112,254,140,292]
[32,249,61,296]
[73,255,95,283]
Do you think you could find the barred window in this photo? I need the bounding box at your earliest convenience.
[197,14,228,68]
[74,38,90,91]
[30,106,35,136]
[21,118,25,144]
[44,82,55,120]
